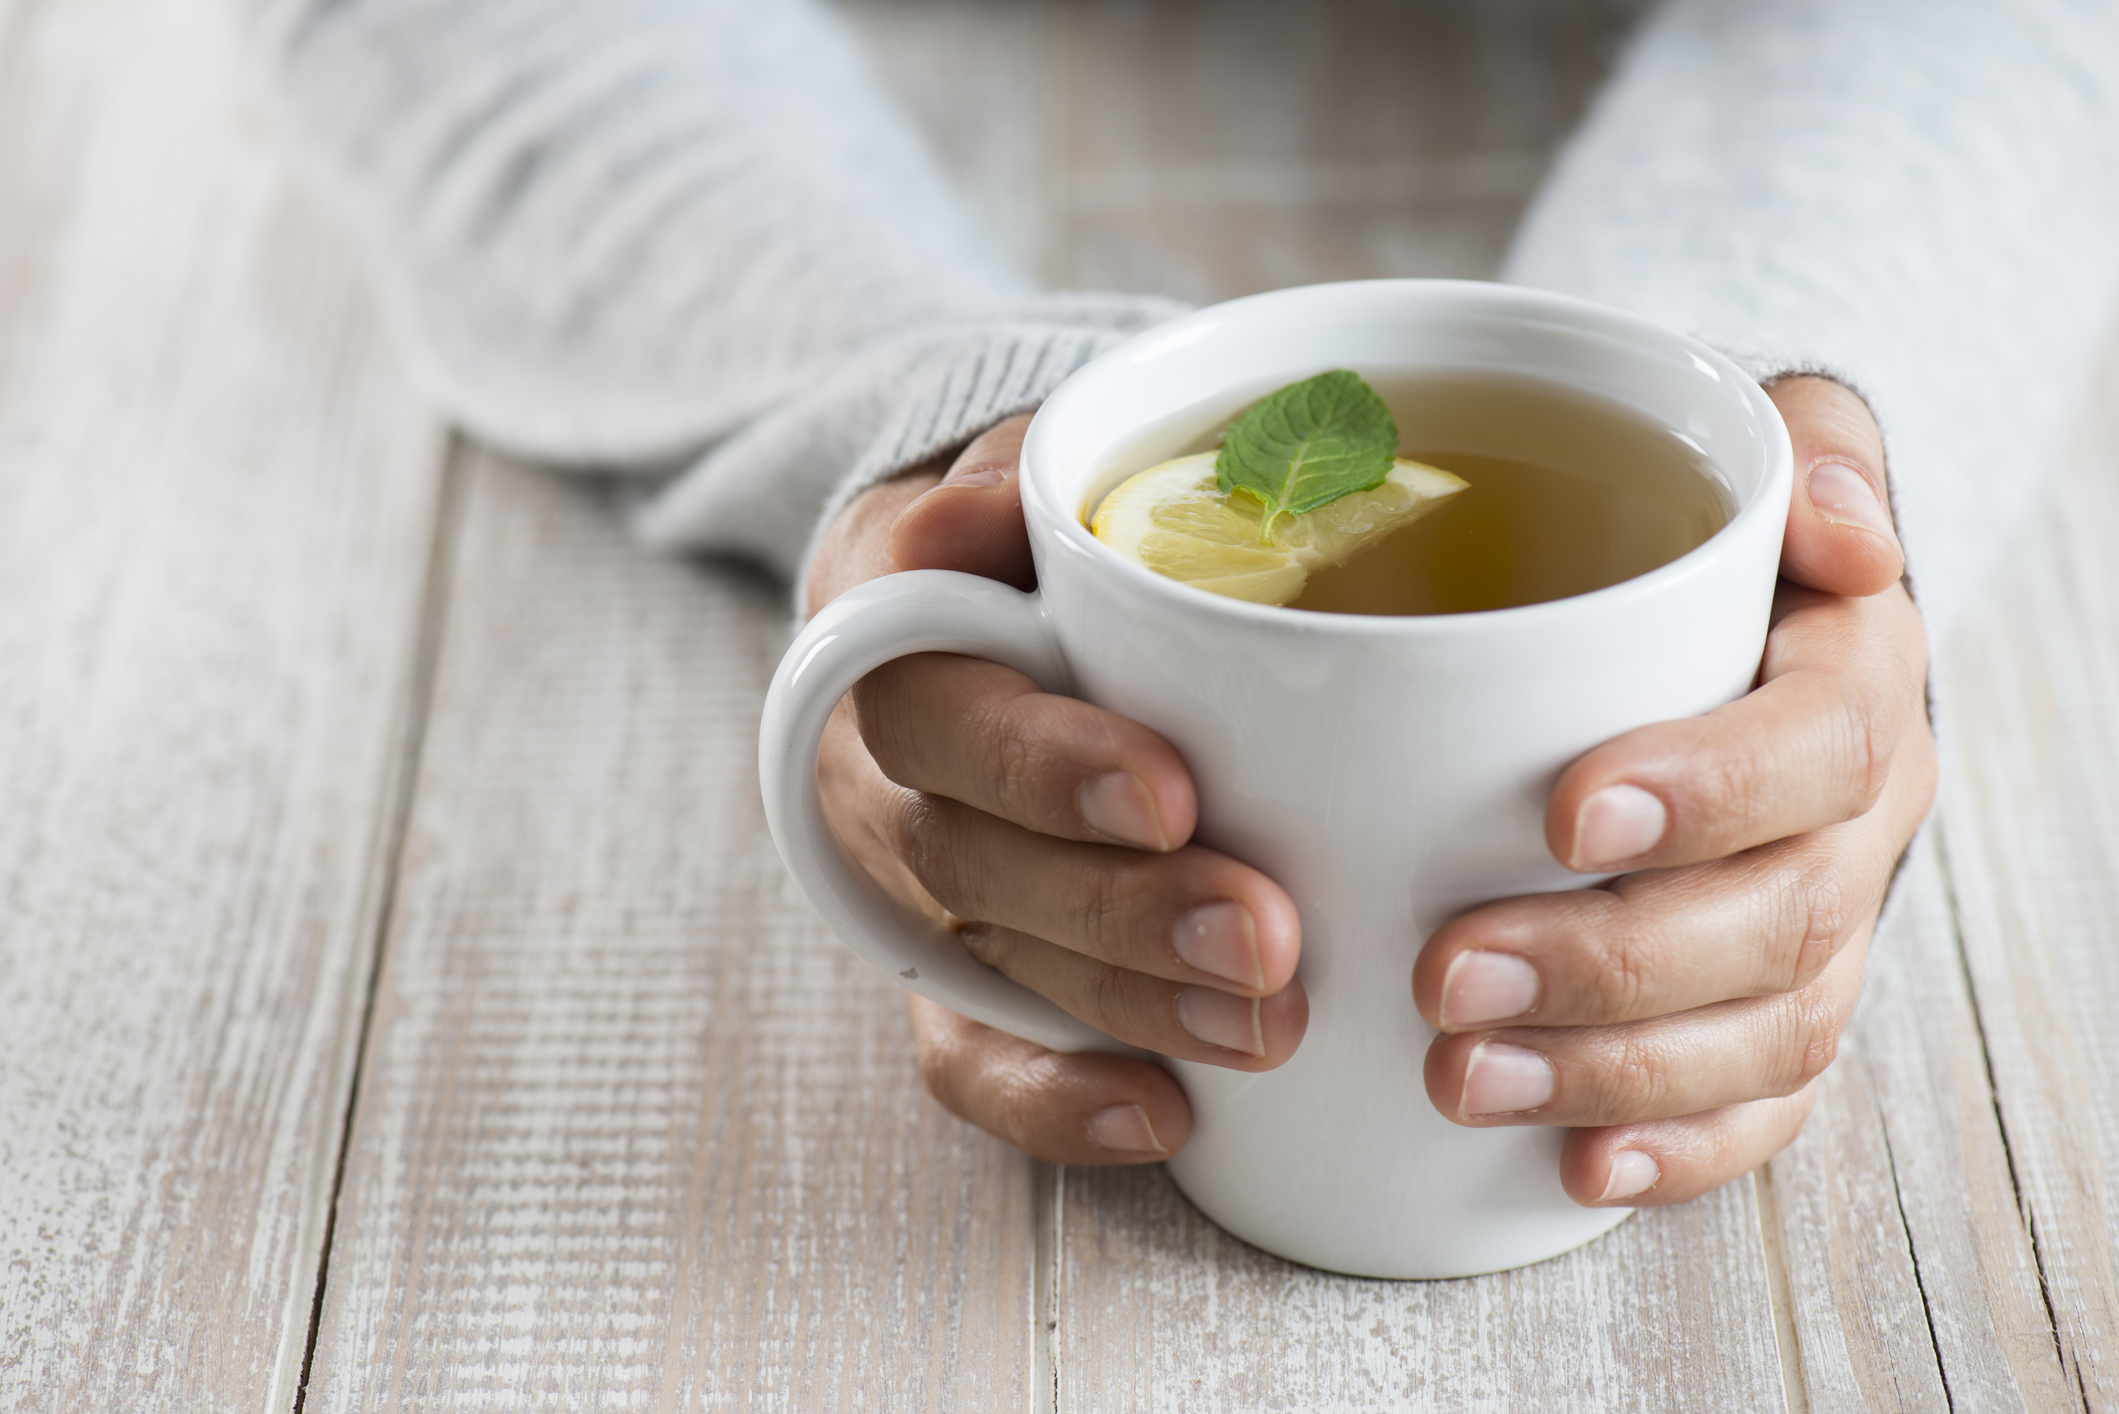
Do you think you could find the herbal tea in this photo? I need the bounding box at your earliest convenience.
[1295,374,1729,614]
[1090,371,1730,615]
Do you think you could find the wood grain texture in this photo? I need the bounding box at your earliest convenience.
[1053,0,1646,301]
[1763,832,2069,1412]
[1752,335,2119,1414]
[842,0,1069,285]
[848,0,1649,300]
[6,0,2100,1408]
[301,455,1037,1413]
[1054,1166,1784,1413]
[0,0,446,1407]
[1934,338,2119,1411]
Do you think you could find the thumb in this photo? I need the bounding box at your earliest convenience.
[1769,377,1904,597]
[889,413,1039,589]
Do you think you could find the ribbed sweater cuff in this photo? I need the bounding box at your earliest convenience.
[625,293,1186,607]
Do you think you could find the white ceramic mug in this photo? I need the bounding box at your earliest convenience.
[759,279,1791,1279]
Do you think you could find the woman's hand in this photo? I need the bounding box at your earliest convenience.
[1412,377,1935,1205]
[806,377,1934,1197]
[805,415,1306,1165]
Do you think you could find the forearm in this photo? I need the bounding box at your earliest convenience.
[1506,0,2119,636]
[237,0,1179,580]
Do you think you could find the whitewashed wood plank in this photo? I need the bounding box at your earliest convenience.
[1934,337,2119,1409]
[1759,1041,1950,1414]
[1055,1167,1783,1412]
[302,454,1037,1413]
[1052,0,1649,301]
[839,0,1067,285]
[0,0,448,1406]
[848,0,1650,302]
[1764,830,2070,1412]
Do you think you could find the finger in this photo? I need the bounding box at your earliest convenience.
[1768,377,1904,598]
[1559,1082,1822,1206]
[890,414,1039,588]
[880,792,1301,995]
[1546,582,1928,872]
[907,993,1192,1163]
[960,924,1308,1069]
[1421,707,1935,1030]
[818,697,954,923]
[1422,922,1868,1128]
[806,470,945,613]
[855,651,1197,851]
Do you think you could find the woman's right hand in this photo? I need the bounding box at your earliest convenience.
[803,415,1307,1165]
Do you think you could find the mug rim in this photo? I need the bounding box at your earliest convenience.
[1020,278,1793,638]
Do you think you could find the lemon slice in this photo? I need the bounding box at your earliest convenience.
[1090,452,1468,605]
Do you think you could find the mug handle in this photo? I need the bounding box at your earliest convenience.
[759,569,1131,1054]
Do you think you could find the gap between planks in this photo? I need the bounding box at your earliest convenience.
[1033,1161,1064,1414]
[1934,820,2070,1391]
[0,0,458,1400]
[1933,820,2088,1411]
[1753,1163,1810,1414]
[289,441,472,1414]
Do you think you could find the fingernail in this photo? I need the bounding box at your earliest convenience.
[1573,784,1667,870]
[1178,987,1265,1056]
[1806,460,1899,548]
[1598,1148,1660,1202]
[1440,951,1540,1029]
[1086,1102,1168,1156]
[946,464,1007,488]
[1172,901,1262,990]
[1459,1039,1554,1117]
[1078,770,1168,851]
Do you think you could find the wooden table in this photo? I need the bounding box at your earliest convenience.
[4,0,2114,1408]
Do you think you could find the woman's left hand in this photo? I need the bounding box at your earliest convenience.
[1412,376,1936,1206]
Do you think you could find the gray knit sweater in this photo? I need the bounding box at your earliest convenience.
[239,0,2119,636]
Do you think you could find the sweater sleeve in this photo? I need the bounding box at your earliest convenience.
[235,0,1183,587]
[1504,0,2119,639]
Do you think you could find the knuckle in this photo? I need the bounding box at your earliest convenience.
[1759,612,1806,679]
[1796,1026,1842,1089]
[1060,857,1133,967]
[916,1046,953,1104]
[1771,990,1844,1093]
[914,1031,970,1117]
[892,795,978,912]
[1595,927,1658,1020]
[1003,1050,1094,1156]
[958,923,1006,970]
[1835,684,1898,815]
[996,1060,1055,1152]
[887,792,943,877]
[1607,1031,1673,1117]
[984,704,1046,815]
[1080,961,1136,1033]
[1783,859,1852,989]
[1699,1113,1742,1178]
[1068,961,1171,1051]
[850,670,913,777]
[1694,739,1769,843]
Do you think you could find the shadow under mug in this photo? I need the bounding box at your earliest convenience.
[760,279,1792,1279]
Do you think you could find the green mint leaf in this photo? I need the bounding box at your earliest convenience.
[1214,370,1399,542]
